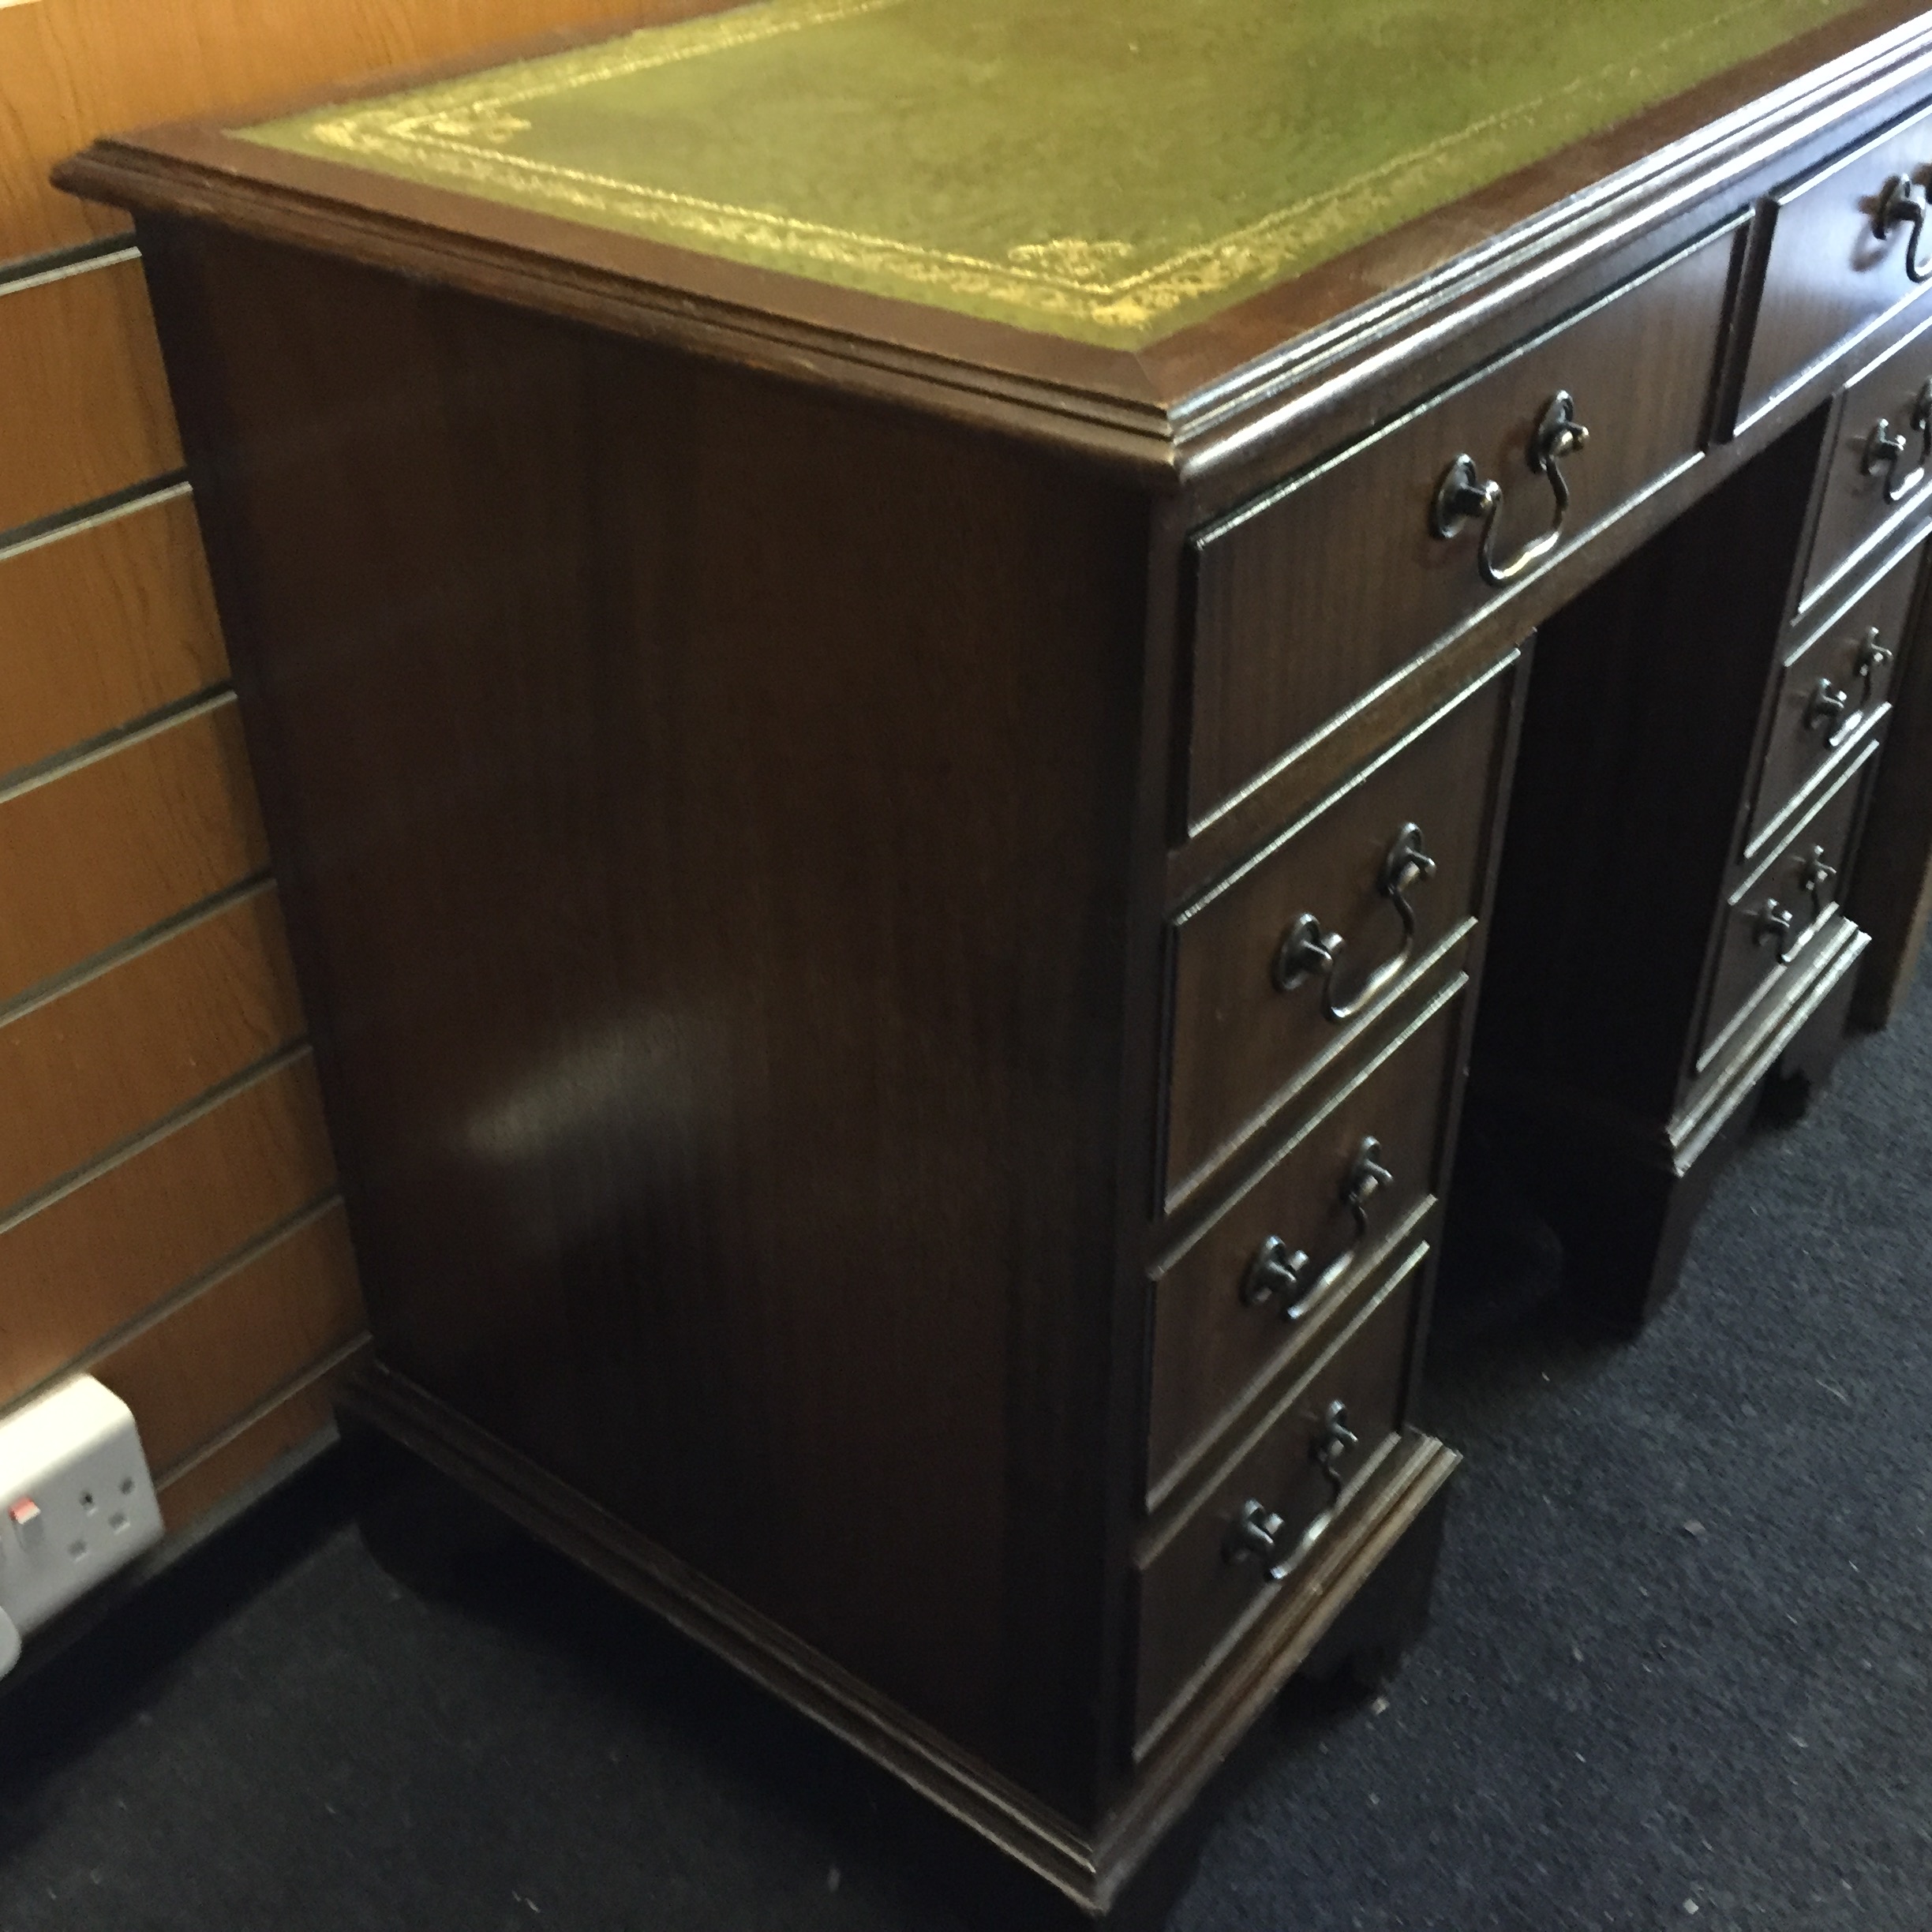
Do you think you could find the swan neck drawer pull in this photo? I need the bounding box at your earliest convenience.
[1753,899,1801,964]
[1222,1401,1361,1583]
[1860,380,1932,504]
[1241,1234,1309,1308]
[1283,1140,1395,1326]
[1271,824,1438,1023]
[1432,391,1590,586]
[1806,676,1857,748]
[1875,174,1932,283]
[1855,627,1895,707]
[1243,1138,1398,1329]
[1798,846,1838,924]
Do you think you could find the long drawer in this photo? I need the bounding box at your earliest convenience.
[1747,532,1922,857]
[1183,223,1736,829]
[1698,739,1878,1073]
[1163,660,1514,1207]
[1145,978,1461,1508]
[1133,1245,1421,1751]
[1736,92,1932,430]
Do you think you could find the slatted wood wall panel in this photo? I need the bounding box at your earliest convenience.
[0,1053,339,1409]
[0,882,303,1208]
[0,487,224,775]
[96,1201,365,1475]
[0,695,268,1006]
[0,254,181,532]
[1,0,656,1541]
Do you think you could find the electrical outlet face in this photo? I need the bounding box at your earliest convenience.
[0,1377,163,1657]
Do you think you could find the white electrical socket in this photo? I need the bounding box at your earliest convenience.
[0,1376,163,1675]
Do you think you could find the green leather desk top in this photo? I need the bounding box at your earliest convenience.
[242,0,1874,347]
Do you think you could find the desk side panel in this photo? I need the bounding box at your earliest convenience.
[137,218,1154,1820]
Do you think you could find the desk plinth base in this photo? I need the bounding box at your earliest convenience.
[339,1360,1458,1924]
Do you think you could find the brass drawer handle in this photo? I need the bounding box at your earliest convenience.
[1805,676,1859,749]
[1855,627,1895,706]
[1860,379,1932,503]
[1805,628,1892,751]
[1227,1498,1287,1568]
[1876,174,1932,283]
[1271,824,1437,1022]
[1223,1404,1360,1583]
[1753,897,1802,965]
[1432,391,1590,586]
[1797,845,1838,924]
[1241,1234,1308,1307]
[1314,1399,1360,1496]
[1240,1138,1395,1326]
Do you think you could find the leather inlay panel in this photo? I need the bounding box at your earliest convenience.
[239,0,1847,350]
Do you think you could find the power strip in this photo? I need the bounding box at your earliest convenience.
[0,1378,163,1677]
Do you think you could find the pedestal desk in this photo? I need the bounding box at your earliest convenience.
[57,0,1932,1917]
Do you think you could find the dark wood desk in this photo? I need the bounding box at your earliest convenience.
[56,1,1932,1917]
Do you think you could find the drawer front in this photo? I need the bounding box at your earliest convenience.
[1164,661,1512,1207]
[1698,742,1877,1071]
[1737,96,1932,429]
[1801,316,1932,609]
[1146,982,1460,1507]
[1184,223,1735,829]
[1747,536,1922,855]
[1133,1248,1418,1748]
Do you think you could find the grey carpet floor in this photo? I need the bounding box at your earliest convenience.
[1,957,1927,1932]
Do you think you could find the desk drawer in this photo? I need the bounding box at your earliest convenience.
[1146,983,1460,1509]
[1133,1246,1418,1750]
[1698,742,1876,1072]
[1163,662,1512,1207]
[1737,95,1932,429]
[1801,316,1932,609]
[1184,224,1735,829]
[1747,535,1921,856]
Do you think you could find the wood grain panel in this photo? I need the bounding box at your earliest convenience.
[0,0,678,265]
[0,883,304,1212]
[155,1342,366,1532]
[0,486,224,777]
[0,1051,338,1406]
[140,222,1153,1815]
[0,694,269,1008]
[96,1200,364,1474]
[0,254,181,533]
